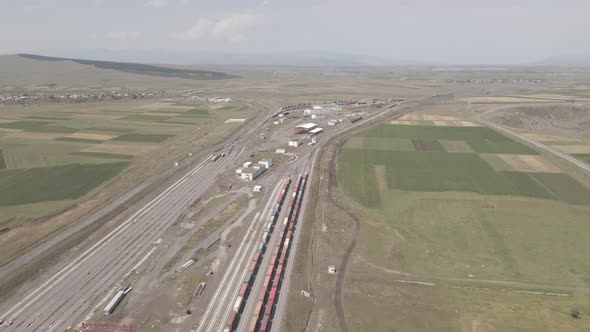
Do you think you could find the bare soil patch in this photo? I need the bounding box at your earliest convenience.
[6,132,63,140]
[373,165,388,193]
[555,145,590,154]
[136,102,193,110]
[65,132,117,141]
[498,154,561,173]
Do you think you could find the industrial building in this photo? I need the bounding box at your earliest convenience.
[295,122,317,132]
[309,127,324,135]
[241,167,265,181]
[258,159,273,169]
[276,148,286,154]
[288,139,302,147]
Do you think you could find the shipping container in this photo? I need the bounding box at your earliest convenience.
[225,311,238,331]
[260,314,270,332]
[233,296,243,313]
[244,272,252,285]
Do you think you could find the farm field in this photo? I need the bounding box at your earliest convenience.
[0,99,257,225]
[334,119,590,331]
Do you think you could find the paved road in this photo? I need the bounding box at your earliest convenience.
[477,111,590,173]
[0,105,274,331]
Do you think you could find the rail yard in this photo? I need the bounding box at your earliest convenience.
[0,90,397,331]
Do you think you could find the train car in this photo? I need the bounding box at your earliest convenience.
[248,317,258,332]
[257,242,265,253]
[259,313,271,332]
[243,272,253,287]
[268,287,278,307]
[233,296,244,313]
[225,311,238,332]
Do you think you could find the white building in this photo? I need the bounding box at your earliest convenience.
[253,185,263,192]
[288,139,301,147]
[258,159,273,169]
[241,167,265,181]
[309,127,324,135]
[296,123,317,131]
[243,161,253,168]
[276,148,286,154]
[236,168,243,174]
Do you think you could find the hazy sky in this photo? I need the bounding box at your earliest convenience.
[1,0,589,64]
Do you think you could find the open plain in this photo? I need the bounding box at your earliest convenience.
[0,53,590,332]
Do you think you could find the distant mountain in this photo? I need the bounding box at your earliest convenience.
[534,54,590,66]
[18,54,238,80]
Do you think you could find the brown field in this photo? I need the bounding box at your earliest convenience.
[389,120,420,125]
[70,114,123,120]
[82,142,158,156]
[374,165,388,193]
[498,154,562,173]
[555,145,590,154]
[433,120,480,127]
[7,132,63,140]
[64,132,117,141]
[136,102,193,110]
[524,133,582,143]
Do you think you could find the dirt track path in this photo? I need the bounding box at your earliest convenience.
[327,138,359,332]
[325,107,413,332]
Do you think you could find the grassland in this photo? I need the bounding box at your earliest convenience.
[0,162,128,206]
[574,154,590,163]
[364,124,538,154]
[334,118,590,331]
[111,133,174,143]
[0,99,257,225]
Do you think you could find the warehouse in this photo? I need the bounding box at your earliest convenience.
[309,127,324,135]
[295,122,317,132]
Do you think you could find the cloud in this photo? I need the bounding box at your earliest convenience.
[144,0,175,8]
[105,31,142,41]
[180,13,262,42]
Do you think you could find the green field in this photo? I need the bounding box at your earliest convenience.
[573,154,590,163]
[338,149,590,207]
[124,114,172,122]
[0,162,128,206]
[344,137,415,151]
[364,124,538,154]
[185,108,211,117]
[0,121,78,134]
[71,151,134,160]
[337,122,590,332]
[111,133,174,143]
[55,137,104,144]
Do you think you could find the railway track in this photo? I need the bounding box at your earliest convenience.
[0,102,277,331]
